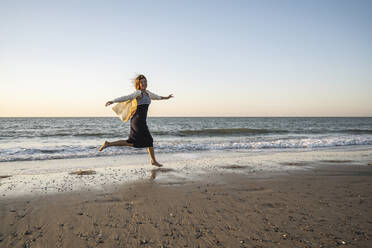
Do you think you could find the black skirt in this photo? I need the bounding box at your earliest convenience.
[126,104,153,148]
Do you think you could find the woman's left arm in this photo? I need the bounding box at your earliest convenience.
[148,90,174,100]
[160,94,174,100]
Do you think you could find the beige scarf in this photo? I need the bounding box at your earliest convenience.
[112,99,138,122]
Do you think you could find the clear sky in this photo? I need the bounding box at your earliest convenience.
[1,0,371,117]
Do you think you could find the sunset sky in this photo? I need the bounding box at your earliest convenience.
[1,0,371,117]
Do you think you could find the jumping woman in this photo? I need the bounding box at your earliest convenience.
[99,74,173,167]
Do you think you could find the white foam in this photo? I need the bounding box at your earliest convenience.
[1,135,371,162]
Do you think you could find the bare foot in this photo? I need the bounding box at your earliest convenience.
[98,141,108,152]
[151,161,163,167]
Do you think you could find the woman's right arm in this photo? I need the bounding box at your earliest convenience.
[105,91,140,107]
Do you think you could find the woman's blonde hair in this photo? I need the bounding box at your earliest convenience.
[134,74,147,90]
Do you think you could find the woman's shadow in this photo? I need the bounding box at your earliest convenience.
[150,168,175,180]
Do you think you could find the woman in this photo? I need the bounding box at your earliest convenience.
[99,74,173,167]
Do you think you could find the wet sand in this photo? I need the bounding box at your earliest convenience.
[0,164,371,248]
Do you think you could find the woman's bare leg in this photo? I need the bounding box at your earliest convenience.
[147,147,162,167]
[99,140,133,151]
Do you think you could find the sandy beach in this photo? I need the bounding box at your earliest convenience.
[1,0,372,244]
[1,162,371,248]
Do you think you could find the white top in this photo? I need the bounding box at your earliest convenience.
[112,90,162,103]
[137,92,151,105]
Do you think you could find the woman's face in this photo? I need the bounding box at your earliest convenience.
[139,78,147,90]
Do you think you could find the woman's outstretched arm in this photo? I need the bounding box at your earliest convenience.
[105,91,141,106]
[160,94,174,100]
[147,90,174,100]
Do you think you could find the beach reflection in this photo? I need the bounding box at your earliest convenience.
[150,168,175,180]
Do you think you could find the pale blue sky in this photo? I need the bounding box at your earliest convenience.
[1,0,371,117]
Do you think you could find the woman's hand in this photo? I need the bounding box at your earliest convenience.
[105,101,113,107]
[166,94,174,100]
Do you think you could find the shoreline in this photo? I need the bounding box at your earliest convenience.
[1,146,372,199]
[1,163,371,247]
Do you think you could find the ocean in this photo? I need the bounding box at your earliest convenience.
[1,117,372,162]
[1,117,372,197]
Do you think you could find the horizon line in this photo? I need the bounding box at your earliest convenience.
[1,116,371,118]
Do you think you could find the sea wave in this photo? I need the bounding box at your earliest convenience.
[1,135,371,162]
[339,129,372,134]
[2,128,372,140]
[153,128,288,136]
[0,132,123,139]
